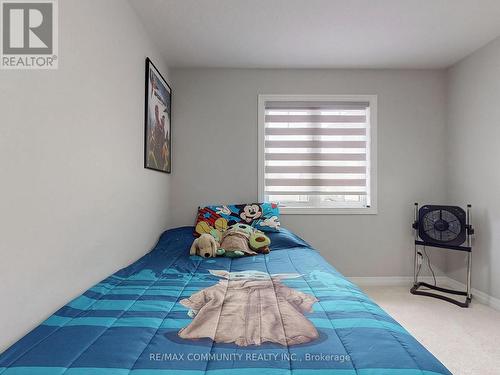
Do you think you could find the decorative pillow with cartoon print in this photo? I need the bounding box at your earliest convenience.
[194,202,281,237]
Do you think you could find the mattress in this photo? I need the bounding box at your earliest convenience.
[0,226,451,375]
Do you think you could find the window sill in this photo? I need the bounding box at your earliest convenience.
[280,207,378,215]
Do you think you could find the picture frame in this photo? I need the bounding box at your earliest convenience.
[144,57,172,173]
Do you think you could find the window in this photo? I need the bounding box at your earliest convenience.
[258,95,377,214]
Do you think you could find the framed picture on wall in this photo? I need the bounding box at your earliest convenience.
[144,57,172,173]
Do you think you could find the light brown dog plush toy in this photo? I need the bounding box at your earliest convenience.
[190,233,220,258]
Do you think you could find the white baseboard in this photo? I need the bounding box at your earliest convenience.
[349,276,447,287]
[348,275,500,311]
[443,277,500,311]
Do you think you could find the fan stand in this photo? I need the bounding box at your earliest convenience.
[411,242,472,308]
[410,204,473,308]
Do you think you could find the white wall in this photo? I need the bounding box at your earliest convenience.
[169,68,448,278]
[446,36,500,300]
[0,0,171,351]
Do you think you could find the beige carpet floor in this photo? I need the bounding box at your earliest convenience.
[362,286,500,375]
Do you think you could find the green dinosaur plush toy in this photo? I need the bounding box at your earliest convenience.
[215,223,271,257]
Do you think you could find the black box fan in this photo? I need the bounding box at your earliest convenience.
[418,205,467,247]
[411,203,474,308]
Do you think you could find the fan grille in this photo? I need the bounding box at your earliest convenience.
[422,209,461,242]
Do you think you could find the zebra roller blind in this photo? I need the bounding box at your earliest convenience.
[261,98,374,210]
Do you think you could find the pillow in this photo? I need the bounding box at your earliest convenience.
[266,228,311,251]
[194,202,280,237]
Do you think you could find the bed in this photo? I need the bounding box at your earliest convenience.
[0,226,451,375]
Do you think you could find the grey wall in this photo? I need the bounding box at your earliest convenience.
[0,0,171,351]
[446,36,500,300]
[169,68,448,278]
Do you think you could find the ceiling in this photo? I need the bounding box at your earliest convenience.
[130,0,500,69]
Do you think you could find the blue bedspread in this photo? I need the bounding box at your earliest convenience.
[0,226,451,375]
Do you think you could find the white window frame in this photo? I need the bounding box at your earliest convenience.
[258,94,378,215]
